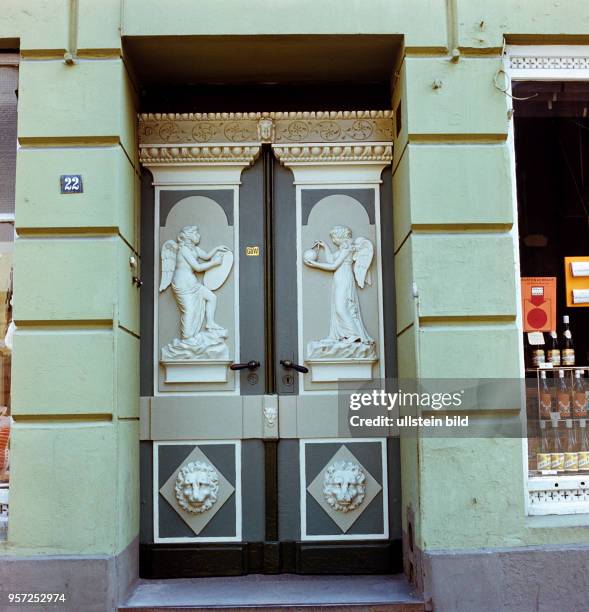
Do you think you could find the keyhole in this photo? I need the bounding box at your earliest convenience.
[283,374,294,386]
[247,373,259,386]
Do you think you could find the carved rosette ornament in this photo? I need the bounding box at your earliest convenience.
[174,461,220,514]
[323,461,367,513]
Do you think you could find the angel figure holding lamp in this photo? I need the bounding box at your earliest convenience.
[304,225,377,360]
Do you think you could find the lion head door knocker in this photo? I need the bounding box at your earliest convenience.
[174,461,220,514]
[323,461,367,513]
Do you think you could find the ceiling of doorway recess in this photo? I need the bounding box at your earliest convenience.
[123,35,402,86]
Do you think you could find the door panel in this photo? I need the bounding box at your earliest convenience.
[139,111,399,577]
[156,189,238,393]
[273,160,299,395]
[239,159,267,395]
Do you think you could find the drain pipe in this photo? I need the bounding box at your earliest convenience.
[64,0,79,65]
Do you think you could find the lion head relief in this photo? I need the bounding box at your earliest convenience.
[323,460,367,513]
[174,461,220,514]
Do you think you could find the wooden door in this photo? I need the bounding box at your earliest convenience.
[138,112,400,577]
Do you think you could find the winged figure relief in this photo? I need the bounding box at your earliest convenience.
[303,225,377,360]
[159,225,233,361]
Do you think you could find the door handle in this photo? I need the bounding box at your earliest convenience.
[230,360,260,371]
[279,359,309,374]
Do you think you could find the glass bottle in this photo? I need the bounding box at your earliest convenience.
[564,418,579,472]
[537,420,551,471]
[578,420,589,471]
[551,417,565,471]
[557,369,571,418]
[562,315,575,366]
[539,370,553,419]
[547,330,561,366]
[528,334,545,368]
[573,369,587,419]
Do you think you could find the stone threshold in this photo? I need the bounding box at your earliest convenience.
[119,574,424,611]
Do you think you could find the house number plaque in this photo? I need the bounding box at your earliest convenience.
[245,246,260,256]
[60,175,83,194]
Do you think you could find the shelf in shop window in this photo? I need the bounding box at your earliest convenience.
[526,366,589,372]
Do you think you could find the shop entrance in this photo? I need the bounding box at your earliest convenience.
[138,111,401,577]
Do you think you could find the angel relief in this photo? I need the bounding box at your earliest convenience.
[159,225,233,363]
[303,225,377,361]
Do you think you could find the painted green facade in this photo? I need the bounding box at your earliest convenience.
[1,0,589,596]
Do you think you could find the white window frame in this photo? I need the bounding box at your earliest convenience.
[505,44,589,516]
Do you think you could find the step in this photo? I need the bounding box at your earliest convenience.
[119,573,424,611]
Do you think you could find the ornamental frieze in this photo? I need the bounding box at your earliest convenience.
[139,111,394,147]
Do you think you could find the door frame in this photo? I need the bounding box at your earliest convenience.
[138,110,401,577]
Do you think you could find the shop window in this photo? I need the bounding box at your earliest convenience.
[513,80,589,515]
[0,54,17,540]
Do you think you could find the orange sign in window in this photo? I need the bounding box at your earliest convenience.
[521,277,557,332]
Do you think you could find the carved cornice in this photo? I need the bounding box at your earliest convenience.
[138,111,394,148]
[140,144,261,166]
[510,55,589,70]
[272,143,393,165]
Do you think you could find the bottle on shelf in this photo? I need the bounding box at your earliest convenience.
[562,315,575,366]
[539,370,553,419]
[564,419,579,472]
[573,369,587,419]
[578,420,589,471]
[557,369,572,419]
[551,417,565,471]
[528,334,546,368]
[547,330,561,366]
[537,420,551,471]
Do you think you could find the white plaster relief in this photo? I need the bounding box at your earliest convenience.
[323,460,367,513]
[174,461,220,514]
[303,225,377,362]
[159,225,233,363]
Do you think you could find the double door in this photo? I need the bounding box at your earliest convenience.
[138,112,399,577]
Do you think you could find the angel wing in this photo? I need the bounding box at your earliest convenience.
[352,236,374,289]
[159,240,178,292]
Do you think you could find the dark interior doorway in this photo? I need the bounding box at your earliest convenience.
[123,34,402,112]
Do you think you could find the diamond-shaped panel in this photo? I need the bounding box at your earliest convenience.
[160,445,234,536]
[307,444,382,533]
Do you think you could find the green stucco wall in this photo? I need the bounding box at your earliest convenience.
[0,0,588,563]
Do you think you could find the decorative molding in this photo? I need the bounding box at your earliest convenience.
[305,443,384,537]
[509,56,589,70]
[174,461,220,514]
[528,475,589,516]
[157,442,239,542]
[305,358,377,382]
[140,145,261,166]
[323,461,367,513]
[272,144,392,165]
[158,225,233,384]
[303,225,377,381]
[263,405,278,428]
[138,111,394,147]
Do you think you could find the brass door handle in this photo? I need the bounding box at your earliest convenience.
[230,360,260,371]
[279,359,309,374]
